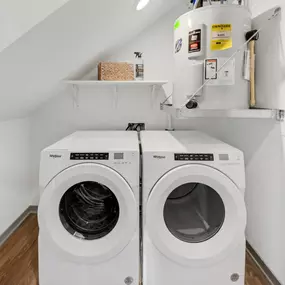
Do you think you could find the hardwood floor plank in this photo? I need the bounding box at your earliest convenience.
[0,215,38,285]
[245,253,271,285]
[0,214,273,285]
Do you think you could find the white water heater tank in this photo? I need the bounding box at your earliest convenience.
[173,5,251,110]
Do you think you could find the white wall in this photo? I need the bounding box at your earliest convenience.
[0,0,70,52]
[29,4,285,283]
[0,118,32,236]
[246,123,285,284]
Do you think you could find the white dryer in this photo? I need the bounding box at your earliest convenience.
[38,131,139,285]
[141,131,247,285]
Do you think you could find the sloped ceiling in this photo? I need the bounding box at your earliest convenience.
[0,0,185,120]
[0,0,70,53]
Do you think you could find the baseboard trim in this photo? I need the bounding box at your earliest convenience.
[28,205,38,214]
[0,206,38,247]
[246,242,281,285]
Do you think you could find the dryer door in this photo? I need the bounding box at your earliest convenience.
[146,164,246,267]
[38,163,137,264]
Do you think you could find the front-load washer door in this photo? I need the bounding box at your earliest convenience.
[38,163,137,264]
[146,164,246,267]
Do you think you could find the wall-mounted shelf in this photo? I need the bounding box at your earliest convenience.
[64,80,168,87]
[162,104,283,121]
[64,80,168,108]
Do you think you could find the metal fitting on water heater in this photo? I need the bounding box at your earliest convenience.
[186,99,198,109]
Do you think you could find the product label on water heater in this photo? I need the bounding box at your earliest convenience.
[211,24,232,51]
[205,58,235,86]
[189,29,201,53]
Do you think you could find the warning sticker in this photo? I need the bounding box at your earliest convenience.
[205,59,217,80]
[211,24,232,51]
[204,58,235,86]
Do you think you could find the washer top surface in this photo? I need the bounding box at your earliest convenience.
[44,131,139,152]
[141,131,241,154]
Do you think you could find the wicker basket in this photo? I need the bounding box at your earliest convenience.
[98,62,134,81]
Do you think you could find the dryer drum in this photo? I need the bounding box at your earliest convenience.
[59,181,120,240]
[164,183,225,244]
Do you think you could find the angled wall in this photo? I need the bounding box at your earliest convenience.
[0,0,70,52]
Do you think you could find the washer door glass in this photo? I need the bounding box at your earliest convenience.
[59,181,120,240]
[164,183,225,243]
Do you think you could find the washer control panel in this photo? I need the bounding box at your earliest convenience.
[70,153,109,160]
[174,153,214,161]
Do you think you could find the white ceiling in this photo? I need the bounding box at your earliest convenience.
[0,0,185,120]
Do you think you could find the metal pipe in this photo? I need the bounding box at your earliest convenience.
[193,0,202,10]
[193,0,199,10]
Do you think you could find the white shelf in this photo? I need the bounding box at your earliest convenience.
[64,80,168,87]
[65,80,168,109]
[162,105,278,120]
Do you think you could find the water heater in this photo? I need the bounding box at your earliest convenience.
[173,4,251,110]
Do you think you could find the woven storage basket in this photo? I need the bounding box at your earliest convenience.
[98,62,134,81]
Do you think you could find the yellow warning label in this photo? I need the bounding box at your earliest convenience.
[211,24,232,51]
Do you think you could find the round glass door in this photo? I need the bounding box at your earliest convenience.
[164,183,225,243]
[146,164,247,267]
[38,163,137,263]
[59,181,120,240]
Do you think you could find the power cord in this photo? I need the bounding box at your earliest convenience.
[126,123,145,131]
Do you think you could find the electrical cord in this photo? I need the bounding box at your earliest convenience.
[126,123,145,131]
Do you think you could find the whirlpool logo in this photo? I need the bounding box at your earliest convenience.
[153,155,166,160]
[49,154,62,159]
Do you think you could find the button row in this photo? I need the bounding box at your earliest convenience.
[70,153,109,160]
[174,153,214,161]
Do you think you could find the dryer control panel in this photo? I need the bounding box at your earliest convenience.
[70,153,109,160]
[174,153,214,161]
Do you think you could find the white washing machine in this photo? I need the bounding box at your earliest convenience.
[141,131,247,285]
[38,131,140,285]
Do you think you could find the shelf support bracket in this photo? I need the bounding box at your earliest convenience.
[113,86,118,109]
[72,84,79,108]
[276,110,285,122]
[151,85,158,109]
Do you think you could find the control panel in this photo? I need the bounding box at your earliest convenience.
[70,153,109,160]
[174,153,214,161]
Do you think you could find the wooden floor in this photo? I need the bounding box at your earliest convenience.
[0,214,271,285]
